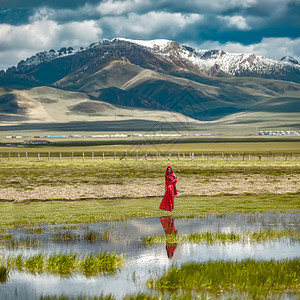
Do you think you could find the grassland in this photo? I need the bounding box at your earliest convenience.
[1,137,300,154]
[0,156,299,201]
[0,194,299,231]
[0,142,299,230]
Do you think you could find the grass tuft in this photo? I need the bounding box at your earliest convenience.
[0,266,9,283]
[5,252,124,277]
[143,229,300,245]
[148,259,300,299]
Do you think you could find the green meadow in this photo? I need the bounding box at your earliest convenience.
[0,194,299,231]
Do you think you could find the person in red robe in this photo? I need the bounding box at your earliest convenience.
[159,216,178,259]
[159,166,177,211]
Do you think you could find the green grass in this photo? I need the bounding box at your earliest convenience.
[4,251,124,277]
[0,237,41,249]
[143,229,300,245]
[148,259,300,299]
[0,194,299,231]
[0,266,9,283]
[52,230,113,243]
[1,140,300,155]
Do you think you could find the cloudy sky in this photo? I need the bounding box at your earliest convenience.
[0,0,299,70]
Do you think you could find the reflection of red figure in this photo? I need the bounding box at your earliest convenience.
[159,216,178,259]
[159,166,177,211]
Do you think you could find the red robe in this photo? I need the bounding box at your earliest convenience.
[159,166,177,211]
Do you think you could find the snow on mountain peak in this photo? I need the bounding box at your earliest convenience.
[116,38,172,50]
[3,37,300,80]
[281,56,299,65]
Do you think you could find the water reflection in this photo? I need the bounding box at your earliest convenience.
[159,216,178,259]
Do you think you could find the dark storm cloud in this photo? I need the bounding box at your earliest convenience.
[0,0,101,9]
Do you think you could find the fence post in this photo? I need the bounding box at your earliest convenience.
[59,153,62,161]
[183,153,185,160]
[38,153,40,161]
[102,152,104,160]
[114,152,116,160]
[192,152,194,161]
[125,152,127,160]
[145,153,147,160]
[92,152,94,160]
[18,153,20,161]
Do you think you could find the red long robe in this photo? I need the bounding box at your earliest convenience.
[159,166,177,211]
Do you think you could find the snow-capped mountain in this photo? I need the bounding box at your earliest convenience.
[118,38,300,77]
[2,38,300,82]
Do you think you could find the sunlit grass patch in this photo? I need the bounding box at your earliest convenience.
[5,252,124,277]
[143,229,300,245]
[148,259,300,299]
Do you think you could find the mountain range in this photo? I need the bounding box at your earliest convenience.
[0,38,300,133]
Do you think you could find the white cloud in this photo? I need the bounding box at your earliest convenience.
[0,20,102,69]
[220,15,251,31]
[97,0,151,16]
[101,11,202,38]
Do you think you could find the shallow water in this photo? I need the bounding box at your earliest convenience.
[0,212,299,300]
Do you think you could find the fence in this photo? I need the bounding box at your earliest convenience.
[0,152,298,162]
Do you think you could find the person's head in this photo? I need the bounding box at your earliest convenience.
[167,166,172,174]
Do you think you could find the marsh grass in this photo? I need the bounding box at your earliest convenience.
[40,294,115,300]
[52,230,112,243]
[23,227,44,234]
[0,236,41,249]
[0,266,8,283]
[5,252,124,277]
[148,259,300,299]
[143,229,300,245]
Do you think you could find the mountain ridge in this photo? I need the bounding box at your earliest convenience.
[2,38,300,81]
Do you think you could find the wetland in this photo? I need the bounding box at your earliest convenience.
[0,213,299,299]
